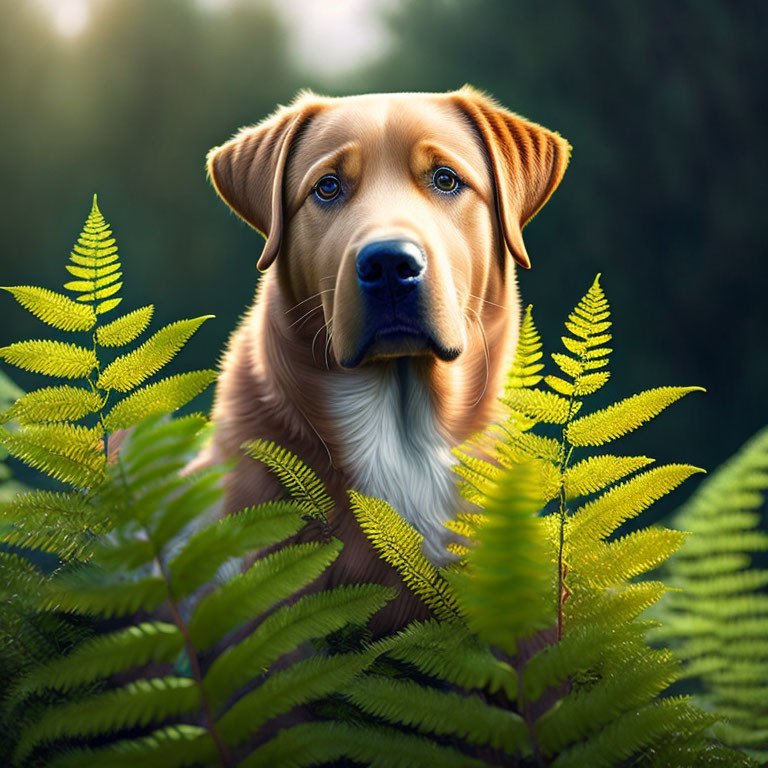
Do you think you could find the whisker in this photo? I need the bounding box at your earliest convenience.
[284,288,335,315]
[311,322,326,365]
[466,306,490,407]
[325,324,333,371]
[466,292,509,311]
[288,303,324,330]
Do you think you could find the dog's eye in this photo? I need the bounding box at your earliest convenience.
[432,167,460,194]
[314,174,342,202]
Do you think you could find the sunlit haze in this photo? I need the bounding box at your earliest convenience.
[35,0,391,76]
[270,0,392,76]
[37,0,91,37]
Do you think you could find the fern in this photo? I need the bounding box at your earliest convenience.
[349,491,462,622]
[345,275,753,766]
[95,304,154,347]
[657,425,768,762]
[244,438,335,520]
[0,197,217,764]
[9,415,394,767]
[2,196,763,767]
[0,286,97,332]
[0,195,215,492]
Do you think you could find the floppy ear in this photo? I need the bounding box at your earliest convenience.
[207,98,321,271]
[453,87,571,269]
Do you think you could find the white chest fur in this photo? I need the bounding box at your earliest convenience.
[326,359,459,563]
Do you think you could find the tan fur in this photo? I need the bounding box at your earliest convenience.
[198,87,570,633]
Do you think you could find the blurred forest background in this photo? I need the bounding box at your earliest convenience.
[1,0,766,522]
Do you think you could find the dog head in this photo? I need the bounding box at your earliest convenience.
[208,87,570,368]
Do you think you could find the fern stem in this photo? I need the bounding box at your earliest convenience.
[160,567,232,768]
[114,456,231,766]
[556,395,579,641]
[518,664,546,767]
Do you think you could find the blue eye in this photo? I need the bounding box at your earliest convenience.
[432,166,460,194]
[314,174,341,202]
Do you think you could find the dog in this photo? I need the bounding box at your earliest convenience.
[195,86,570,632]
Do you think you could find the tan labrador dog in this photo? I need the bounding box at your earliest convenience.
[197,86,570,631]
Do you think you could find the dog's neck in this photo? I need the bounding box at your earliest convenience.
[324,357,459,560]
[210,272,517,560]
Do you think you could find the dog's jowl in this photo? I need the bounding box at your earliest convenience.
[196,87,570,633]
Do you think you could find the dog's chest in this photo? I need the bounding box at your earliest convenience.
[326,360,458,562]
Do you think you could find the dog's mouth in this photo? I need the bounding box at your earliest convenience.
[341,321,461,368]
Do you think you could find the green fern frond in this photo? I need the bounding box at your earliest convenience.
[116,412,209,475]
[451,450,502,505]
[564,454,654,499]
[47,570,167,618]
[503,387,579,424]
[17,622,183,698]
[103,370,217,431]
[95,304,154,347]
[97,316,213,392]
[1,385,103,425]
[150,466,227,550]
[215,650,382,747]
[1,286,96,332]
[521,622,653,702]
[0,489,104,559]
[536,648,680,756]
[566,463,703,547]
[546,371,611,397]
[347,676,529,754]
[388,619,517,697]
[166,501,304,598]
[550,697,717,768]
[349,490,461,621]
[495,426,562,463]
[46,726,214,768]
[64,195,123,315]
[204,585,394,707]
[239,721,487,768]
[563,274,611,339]
[569,581,669,628]
[188,540,343,650]
[244,438,335,521]
[15,677,200,763]
[571,527,687,588]
[506,304,544,388]
[0,340,97,379]
[453,462,552,652]
[567,386,704,447]
[659,425,768,759]
[0,424,105,488]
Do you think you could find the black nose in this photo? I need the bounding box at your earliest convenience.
[356,239,426,303]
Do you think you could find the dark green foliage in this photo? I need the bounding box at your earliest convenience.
[657,426,768,763]
[8,415,393,766]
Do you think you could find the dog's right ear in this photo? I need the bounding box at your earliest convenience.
[207,97,321,271]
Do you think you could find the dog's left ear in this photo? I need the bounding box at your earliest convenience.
[453,87,571,269]
[207,94,322,271]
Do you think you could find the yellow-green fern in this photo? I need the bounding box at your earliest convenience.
[348,275,745,767]
[244,438,335,521]
[348,491,462,622]
[0,195,216,492]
